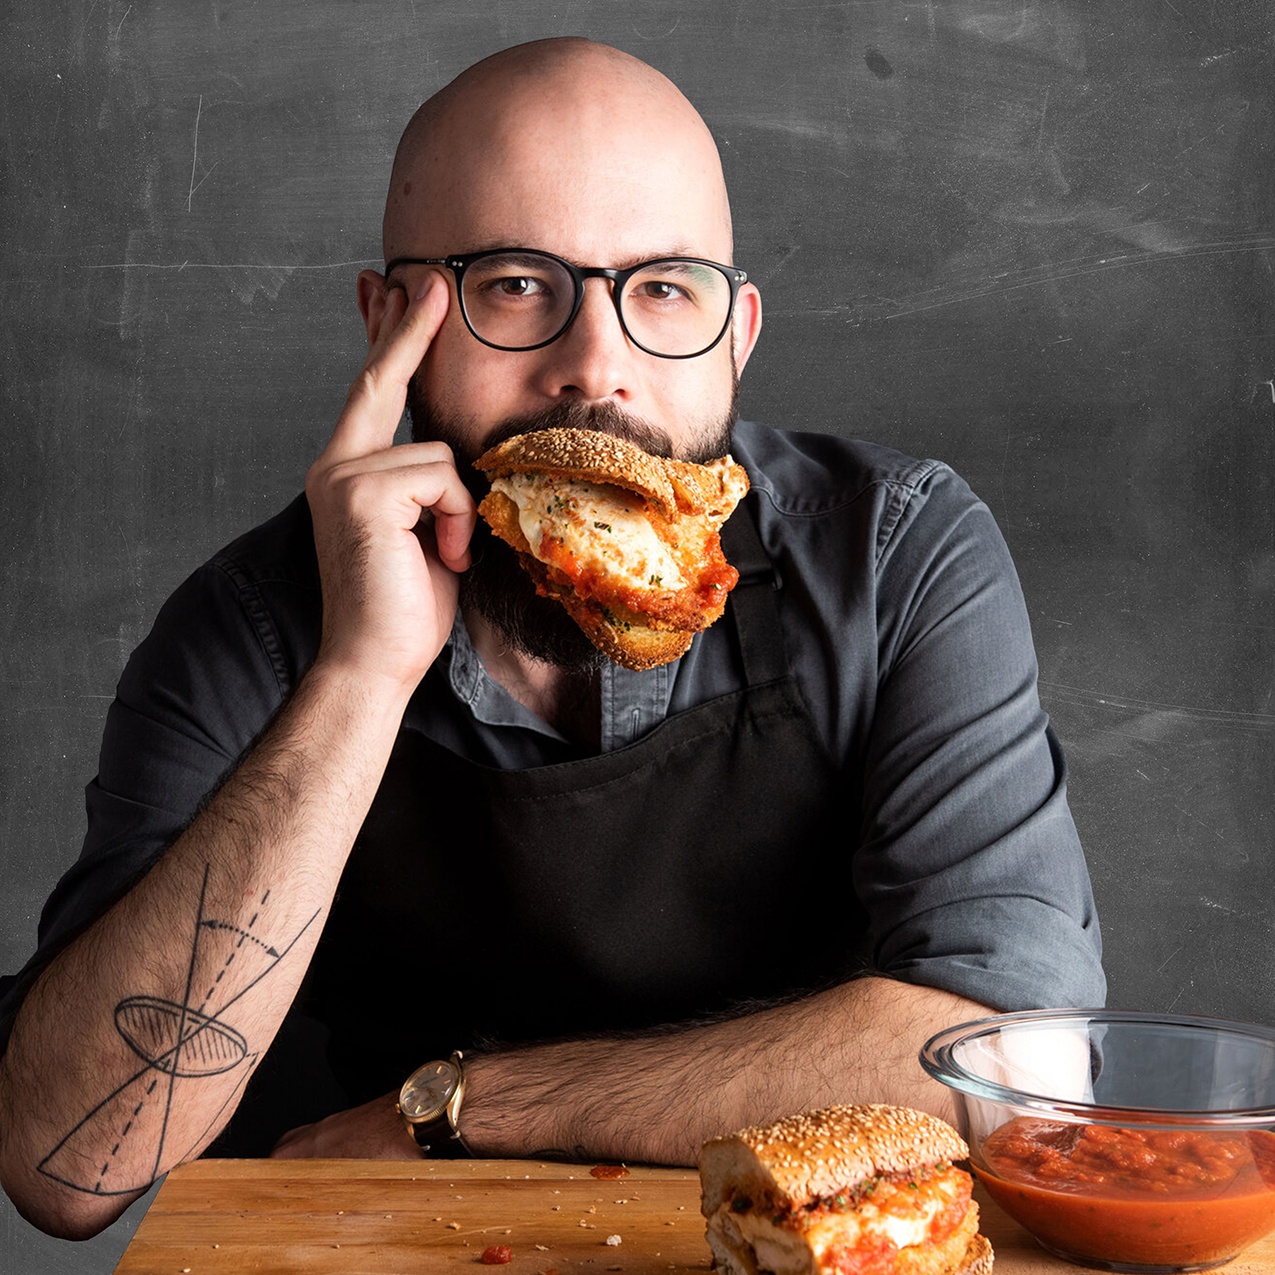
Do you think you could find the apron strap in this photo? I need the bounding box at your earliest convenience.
[720,490,790,686]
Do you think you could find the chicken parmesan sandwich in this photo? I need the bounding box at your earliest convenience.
[474,428,750,671]
[700,1104,992,1275]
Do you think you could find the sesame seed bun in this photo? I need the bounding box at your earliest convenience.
[474,428,681,518]
[701,1104,969,1216]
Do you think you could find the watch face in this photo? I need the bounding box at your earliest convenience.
[401,1060,459,1121]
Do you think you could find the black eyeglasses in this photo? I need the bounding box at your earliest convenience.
[384,248,747,360]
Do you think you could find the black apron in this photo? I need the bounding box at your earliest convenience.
[309,496,866,1103]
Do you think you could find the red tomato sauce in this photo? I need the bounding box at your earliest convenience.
[976,1117,1275,1265]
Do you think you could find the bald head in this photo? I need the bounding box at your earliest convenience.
[382,38,733,266]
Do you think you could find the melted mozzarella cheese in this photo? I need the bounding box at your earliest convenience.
[706,456,750,518]
[490,473,685,590]
[803,1195,939,1258]
[712,1188,946,1274]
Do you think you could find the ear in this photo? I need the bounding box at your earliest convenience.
[730,283,763,377]
[356,269,394,349]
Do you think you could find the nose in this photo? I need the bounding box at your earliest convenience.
[535,277,636,403]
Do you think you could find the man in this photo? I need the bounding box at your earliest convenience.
[0,38,1104,1240]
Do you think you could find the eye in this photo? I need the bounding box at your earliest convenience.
[493,276,543,296]
[636,279,687,301]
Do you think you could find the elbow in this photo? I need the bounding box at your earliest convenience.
[0,1047,135,1239]
[0,1091,128,1241]
[0,1155,128,1241]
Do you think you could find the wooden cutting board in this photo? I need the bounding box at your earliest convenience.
[113,1159,1275,1275]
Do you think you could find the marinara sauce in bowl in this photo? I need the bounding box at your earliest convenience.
[920,1011,1275,1272]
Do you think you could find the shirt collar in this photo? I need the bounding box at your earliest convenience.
[446,610,678,750]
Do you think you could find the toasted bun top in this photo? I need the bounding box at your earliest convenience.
[474,428,710,519]
[700,1104,968,1216]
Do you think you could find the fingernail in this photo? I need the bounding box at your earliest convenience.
[416,273,437,301]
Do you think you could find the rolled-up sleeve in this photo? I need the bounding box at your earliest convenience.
[855,465,1105,1011]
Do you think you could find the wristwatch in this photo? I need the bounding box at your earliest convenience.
[397,1051,469,1157]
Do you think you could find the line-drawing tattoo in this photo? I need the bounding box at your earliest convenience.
[38,866,319,1195]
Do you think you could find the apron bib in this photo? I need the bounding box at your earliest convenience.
[310,497,864,1100]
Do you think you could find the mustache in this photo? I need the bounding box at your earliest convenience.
[475,400,675,462]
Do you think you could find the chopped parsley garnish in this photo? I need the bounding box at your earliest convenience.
[594,521,612,531]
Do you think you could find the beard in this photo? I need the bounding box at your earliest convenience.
[407,366,740,673]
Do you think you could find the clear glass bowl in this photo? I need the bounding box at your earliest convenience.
[920,1010,1275,1273]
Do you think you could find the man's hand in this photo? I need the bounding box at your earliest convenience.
[305,272,477,696]
[270,1091,422,1160]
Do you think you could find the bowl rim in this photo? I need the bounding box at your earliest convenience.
[920,1008,1275,1126]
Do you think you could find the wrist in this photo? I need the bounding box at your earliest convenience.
[455,1048,579,1161]
[304,648,423,719]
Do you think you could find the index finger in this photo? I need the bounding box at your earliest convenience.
[325,271,450,463]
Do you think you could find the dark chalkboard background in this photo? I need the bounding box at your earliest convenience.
[2,1,1272,1268]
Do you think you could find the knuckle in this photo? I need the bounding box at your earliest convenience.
[337,467,380,512]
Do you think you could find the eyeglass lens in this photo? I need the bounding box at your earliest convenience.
[460,252,731,356]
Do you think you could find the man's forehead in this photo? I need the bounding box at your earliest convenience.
[402,135,730,262]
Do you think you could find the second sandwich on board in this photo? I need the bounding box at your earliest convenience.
[700,1103,993,1275]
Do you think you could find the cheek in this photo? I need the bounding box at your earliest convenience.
[661,349,734,415]
[420,318,511,415]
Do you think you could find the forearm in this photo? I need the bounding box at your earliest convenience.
[0,660,408,1238]
[460,977,988,1167]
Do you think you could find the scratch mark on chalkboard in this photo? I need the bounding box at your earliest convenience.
[88,259,380,273]
[631,15,680,40]
[1038,680,1275,729]
[1171,100,1250,164]
[187,96,203,211]
[1035,88,1049,151]
[1135,770,1150,781]
[824,235,1275,325]
[766,245,800,281]
[998,423,1014,520]
[1177,808,1226,843]
[189,162,220,205]
[114,5,131,37]
[1156,946,1182,972]
[1200,896,1236,914]
[1259,379,1275,405]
